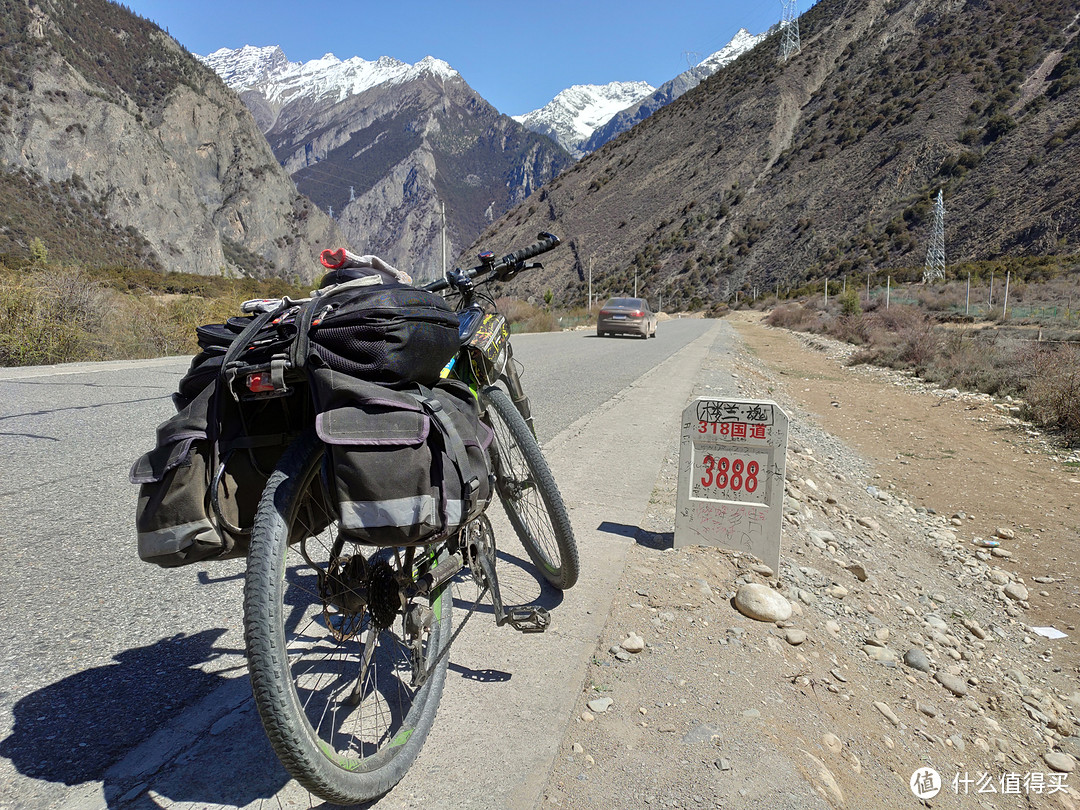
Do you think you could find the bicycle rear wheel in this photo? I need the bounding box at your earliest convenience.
[480,385,579,590]
[244,430,452,805]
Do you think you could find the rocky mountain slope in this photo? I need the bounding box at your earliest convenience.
[581,28,767,155]
[203,46,574,283]
[0,0,342,280]
[466,0,1080,312]
[513,81,656,158]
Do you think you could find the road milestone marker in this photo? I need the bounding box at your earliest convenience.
[675,398,789,572]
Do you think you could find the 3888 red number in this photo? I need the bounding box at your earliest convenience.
[700,455,759,493]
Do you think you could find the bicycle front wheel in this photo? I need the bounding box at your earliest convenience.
[481,385,579,590]
[244,430,452,805]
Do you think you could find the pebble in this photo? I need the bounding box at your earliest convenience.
[1004,583,1029,602]
[847,563,868,582]
[1043,752,1076,773]
[903,648,931,673]
[916,700,938,718]
[934,672,969,697]
[862,645,898,664]
[571,742,584,754]
[822,733,842,754]
[621,633,645,653]
[733,583,792,622]
[874,701,900,726]
[751,563,775,577]
[587,698,613,714]
[995,527,1016,540]
[785,629,807,645]
[825,620,841,637]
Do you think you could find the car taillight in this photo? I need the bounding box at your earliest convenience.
[599,310,611,316]
[632,310,644,317]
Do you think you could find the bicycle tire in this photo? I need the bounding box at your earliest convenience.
[244,429,452,805]
[480,385,579,590]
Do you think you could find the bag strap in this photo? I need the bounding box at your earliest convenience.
[412,387,481,519]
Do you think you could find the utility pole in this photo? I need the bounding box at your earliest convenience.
[588,257,594,311]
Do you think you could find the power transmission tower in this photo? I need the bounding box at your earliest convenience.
[780,0,801,61]
[923,190,946,283]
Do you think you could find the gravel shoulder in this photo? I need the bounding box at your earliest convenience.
[539,313,1080,809]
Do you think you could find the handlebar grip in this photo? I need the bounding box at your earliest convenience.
[499,232,561,268]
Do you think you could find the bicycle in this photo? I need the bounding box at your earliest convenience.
[242,232,579,804]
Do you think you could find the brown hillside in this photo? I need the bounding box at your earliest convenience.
[464,0,1080,312]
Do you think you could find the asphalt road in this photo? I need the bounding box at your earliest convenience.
[0,317,727,809]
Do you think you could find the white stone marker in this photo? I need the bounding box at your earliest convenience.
[675,398,789,571]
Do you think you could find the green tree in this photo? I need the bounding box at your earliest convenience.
[29,237,48,266]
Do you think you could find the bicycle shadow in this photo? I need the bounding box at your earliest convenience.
[0,629,291,808]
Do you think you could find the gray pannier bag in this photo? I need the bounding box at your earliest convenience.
[312,369,494,546]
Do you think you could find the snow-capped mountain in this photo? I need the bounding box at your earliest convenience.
[512,81,655,158]
[199,45,571,283]
[582,28,767,154]
[200,45,458,112]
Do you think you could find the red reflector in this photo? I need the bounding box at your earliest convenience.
[247,372,275,393]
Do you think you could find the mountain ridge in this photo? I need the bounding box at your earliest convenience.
[463,0,1080,311]
[0,0,343,280]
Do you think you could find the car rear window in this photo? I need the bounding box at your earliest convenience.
[605,298,642,308]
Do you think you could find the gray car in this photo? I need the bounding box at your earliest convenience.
[596,297,657,339]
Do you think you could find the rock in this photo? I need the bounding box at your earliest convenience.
[934,672,969,697]
[580,711,595,723]
[988,569,1011,586]
[587,697,613,714]
[1043,752,1076,773]
[846,563,868,582]
[826,585,849,599]
[874,701,900,726]
[962,618,987,640]
[822,733,842,755]
[825,620,841,637]
[734,583,792,623]
[785,629,807,646]
[621,633,645,653]
[916,700,939,718]
[856,517,881,532]
[903,648,931,673]
[1004,583,1029,602]
[995,527,1016,540]
[862,645,898,665]
[571,742,584,754]
[751,563,775,577]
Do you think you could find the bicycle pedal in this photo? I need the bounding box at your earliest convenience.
[504,606,550,633]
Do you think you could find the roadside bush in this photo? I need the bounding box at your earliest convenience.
[765,303,822,331]
[1019,344,1080,443]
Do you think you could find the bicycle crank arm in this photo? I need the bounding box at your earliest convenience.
[473,539,550,633]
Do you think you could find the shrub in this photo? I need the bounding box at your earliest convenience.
[1019,344,1080,442]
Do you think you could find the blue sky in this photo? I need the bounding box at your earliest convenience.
[122,0,818,115]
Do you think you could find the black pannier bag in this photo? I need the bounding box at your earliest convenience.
[132,273,479,564]
[132,312,306,567]
[312,370,493,546]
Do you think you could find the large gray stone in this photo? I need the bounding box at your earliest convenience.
[734,583,792,623]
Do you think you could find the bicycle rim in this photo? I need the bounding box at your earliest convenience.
[244,430,452,805]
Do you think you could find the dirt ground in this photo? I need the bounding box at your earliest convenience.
[539,311,1080,810]
[727,311,1080,655]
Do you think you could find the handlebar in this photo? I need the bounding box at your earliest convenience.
[423,232,561,293]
